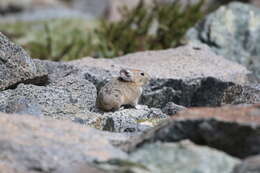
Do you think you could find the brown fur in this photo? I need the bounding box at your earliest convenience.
[96,69,150,111]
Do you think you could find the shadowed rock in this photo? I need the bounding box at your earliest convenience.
[122,104,260,159]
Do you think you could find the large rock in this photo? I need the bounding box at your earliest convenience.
[128,141,239,173]
[0,74,97,118]
[95,140,240,173]
[123,104,260,159]
[72,43,249,83]
[0,32,47,91]
[187,2,260,79]
[0,113,127,172]
[88,106,168,133]
[69,43,258,108]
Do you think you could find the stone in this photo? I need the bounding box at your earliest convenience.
[88,107,168,133]
[128,141,240,173]
[69,43,257,108]
[186,2,260,79]
[233,155,260,173]
[123,104,260,159]
[0,32,48,91]
[162,102,186,115]
[72,43,249,84]
[0,113,127,172]
[0,74,97,118]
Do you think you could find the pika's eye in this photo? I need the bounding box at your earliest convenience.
[140,72,144,76]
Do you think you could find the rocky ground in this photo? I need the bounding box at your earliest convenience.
[0,1,260,173]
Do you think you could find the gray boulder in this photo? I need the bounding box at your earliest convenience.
[72,43,249,84]
[69,43,258,108]
[0,113,127,173]
[0,74,97,118]
[124,104,260,159]
[187,2,260,79]
[128,141,240,173]
[0,32,48,91]
[88,106,168,133]
[96,140,240,173]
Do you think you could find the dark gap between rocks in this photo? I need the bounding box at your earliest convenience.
[124,119,260,159]
[4,75,49,90]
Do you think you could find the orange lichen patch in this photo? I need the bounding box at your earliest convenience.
[172,104,260,125]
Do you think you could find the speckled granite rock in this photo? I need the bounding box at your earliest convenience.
[88,106,168,133]
[0,74,97,118]
[0,32,48,91]
[71,43,249,84]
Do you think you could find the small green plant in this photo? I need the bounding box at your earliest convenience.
[25,22,94,61]
[93,0,205,58]
[0,0,205,60]
[0,18,97,61]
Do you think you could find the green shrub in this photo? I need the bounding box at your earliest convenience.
[0,19,94,60]
[93,0,205,58]
[0,18,97,61]
[0,0,205,60]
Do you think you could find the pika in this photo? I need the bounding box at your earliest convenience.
[96,68,150,112]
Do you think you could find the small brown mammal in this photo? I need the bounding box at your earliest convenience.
[96,68,150,112]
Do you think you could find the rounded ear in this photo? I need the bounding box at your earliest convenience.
[119,69,133,82]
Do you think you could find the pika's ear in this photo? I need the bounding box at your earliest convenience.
[119,69,133,82]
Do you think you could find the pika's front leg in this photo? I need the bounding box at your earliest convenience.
[130,98,143,110]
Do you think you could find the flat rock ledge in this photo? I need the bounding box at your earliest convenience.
[71,42,249,84]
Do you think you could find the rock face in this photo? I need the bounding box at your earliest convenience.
[128,141,240,173]
[187,2,260,79]
[93,140,240,173]
[72,43,249,84]
[124,104,260,159]
[0,113,127,173]
[70,43,259,108]
[0,75,97,118]
[0,32,48,91]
